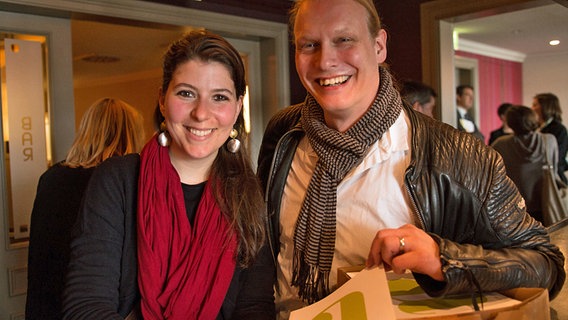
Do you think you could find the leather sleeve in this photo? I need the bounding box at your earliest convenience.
[434,162,565,299]
[257,104,303,192]
[256,104,304,262]
[409,114,565,300]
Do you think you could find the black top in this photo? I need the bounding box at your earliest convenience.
[182,181,206,225]
[541,119,568,183]
[26,162,95,320]
[488,127,511,146]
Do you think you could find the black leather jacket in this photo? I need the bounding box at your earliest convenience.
[257,102,565,300]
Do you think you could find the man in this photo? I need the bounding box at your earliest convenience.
[401,80,437,118]
[456,84,485,142]
[257,0,565,318]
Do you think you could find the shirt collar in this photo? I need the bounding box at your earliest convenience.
[457,106,467,117]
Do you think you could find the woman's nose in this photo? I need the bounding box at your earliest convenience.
[190,99,209,121]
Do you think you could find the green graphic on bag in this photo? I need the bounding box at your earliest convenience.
[312,291,367,320]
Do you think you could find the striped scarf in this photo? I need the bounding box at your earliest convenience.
[292,67,402,303]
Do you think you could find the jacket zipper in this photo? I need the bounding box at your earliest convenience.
[404,167,426,230]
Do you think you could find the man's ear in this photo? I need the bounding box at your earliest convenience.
[375,29,388,63]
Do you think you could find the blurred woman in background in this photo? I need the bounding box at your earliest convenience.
[26,97,145,320]
[492,105,558,223]
[533,93,568,183]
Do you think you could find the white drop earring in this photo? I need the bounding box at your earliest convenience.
[226,128,240,153]
[157,121,170,147]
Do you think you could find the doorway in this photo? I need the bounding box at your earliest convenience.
[420,0,563,127]
[454,56,480,126]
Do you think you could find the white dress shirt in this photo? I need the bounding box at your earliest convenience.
[457,106,475,133]
[275,111,415,319]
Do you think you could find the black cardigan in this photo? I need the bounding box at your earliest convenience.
[63,154,275,319]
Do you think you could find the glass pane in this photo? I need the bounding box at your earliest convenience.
[0,32,51,246]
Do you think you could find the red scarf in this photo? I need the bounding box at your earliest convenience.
[137,136,237,319]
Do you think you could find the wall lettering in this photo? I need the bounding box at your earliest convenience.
[21,116,33,161]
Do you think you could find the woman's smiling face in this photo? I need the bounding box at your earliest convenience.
[160,59,242,163]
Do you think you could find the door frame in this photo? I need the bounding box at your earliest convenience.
[420,0,552,123]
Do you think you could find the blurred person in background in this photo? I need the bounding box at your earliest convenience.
[492,105,558,223]
[26,97,146,320]
[488,102,513,145]
[456,84,485,142]
[533,92,568,183]
[400,80,437,118]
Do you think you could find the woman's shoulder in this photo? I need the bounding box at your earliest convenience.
[82,154,141,206]
[38,161,94,184]
[100,153,140,167]
[490,134,514,148]
[544,120,568,135]
[541,132,559,147]
[92,154,140,181]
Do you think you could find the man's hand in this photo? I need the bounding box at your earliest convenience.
[366,224,444,281]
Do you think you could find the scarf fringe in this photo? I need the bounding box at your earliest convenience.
[291,249,330,304]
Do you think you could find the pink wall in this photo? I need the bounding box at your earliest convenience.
[456,51,523,144]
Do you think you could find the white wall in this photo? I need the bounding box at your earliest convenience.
[74,71,162,144]
[523,53,568,117]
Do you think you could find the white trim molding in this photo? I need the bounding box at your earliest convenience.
[457,38,526,62]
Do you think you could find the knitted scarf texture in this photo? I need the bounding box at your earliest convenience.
[293,67,403,303]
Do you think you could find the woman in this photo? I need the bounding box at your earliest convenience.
[488,102,513,145]
[533,92,568,183]
[492,105,558,223]
[26,97,146,320]
[63,30,275,319]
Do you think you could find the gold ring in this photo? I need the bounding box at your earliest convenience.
[399,237,405,253]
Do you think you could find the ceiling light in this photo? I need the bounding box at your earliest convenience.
[549,40,560,46]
